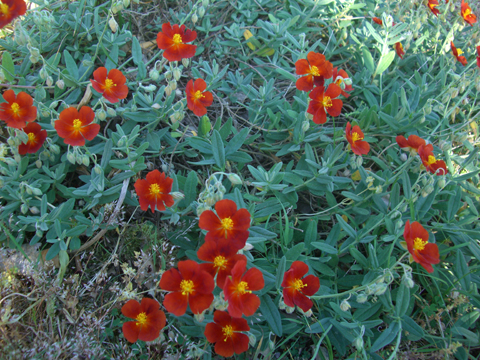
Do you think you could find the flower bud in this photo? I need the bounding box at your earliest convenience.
[173,68,182,81]
[196,203,211,216]
[374,283,388,296]
[21,203,28,214]
[151,103,161,110]
[39,67,48,80]
[198,6,205,18]
[67,152,76,164]
[356,156,363,167]
[437,178,445,188]
[169,80,177,90]
[165,84,173,97]
[35,160,42,168]
[46,76,53,86]
[32,187,43,196]
[340,299,351,312]
[30,206,40,214]
[242,243,254,251]
[92,164,102,175]
[192,13,198,24]
[182,58,190,68]
[301,120,310,133]
[36,230,43,238]
[285,305,295,314]
[107,107,116,117]
[96,109,107,121]
[278,299,286,310]
[248,333,256,347]
[109,17,118,33]
[171,191,185,200]
[82,155,90,167]
[227,173,242,185]
[123,0,130,7]
[149,69,160,81]
[26,186,33,195]
[202,0,209,6]
[194,312,205,323]
[354,337,364,351]
[302,309,313,317]
[356,293,368,303]
[400,153,408,162]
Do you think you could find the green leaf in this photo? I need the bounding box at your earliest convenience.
[401,315,424,340]
[131,36,143,65]
[105,44,119,71]
[311,242,337,254]
[63,50,79,80]
[274,66,297,82]
[335,214,356,239]
[183,170,198,206]
[285,243,305,261]
[362,48,375,74]
[375,50,396,76]
[455,250,471,292]
[370,322,401,353]
[2,51,15,81]
[211,130,225,169]
[395,283,410,317]
[275,256,286,289]
[349,246,369,268]
[45,242,60,261]
[259,295,283,336]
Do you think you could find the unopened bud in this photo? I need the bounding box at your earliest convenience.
[171,191,184,200]
[437,178,445,188]
[149,69,160,81]
[96,109,107,121]
[278,299,286,310]
[107,108,116,117]
[54,79,65,90]
[194,312,205,323]
[301,120,310,133]
[46,76,53,86]
[182,58,190,68]
[165,85,173,97]
[227,173,242,185]
[36,230,43,238]
[30,206,40,214]
[198,6,205,17]
[196,204,211,216]
[340,299,351,312]
[122,0,130,7]
[109,17,118,33]
[356,293,368,303]
[173,68,181,81]
[35,160,42,168]
[356,156,363,167]
[192,13,198,24]
[242,243,254,251]
[82,155,90,167]
[285,305,295,314]
[32,187,43,196]
[169,80,177,90]
[248,334,256,347]
[374,283,388,296]
[202,0,209,6]
[21,203,28,214]
[400,153,408,162]
[94,164,103,175]
[354,337,364,351]
[151,103,161,109]
[67,153,76,164]
[39,67,47,80]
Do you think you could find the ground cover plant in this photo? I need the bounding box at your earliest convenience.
[0,0,479,359]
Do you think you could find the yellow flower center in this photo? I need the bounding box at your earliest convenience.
[0,3,10,16]
[136,312,148,326]
[193,90,204,100]
[413,237,427,252]
[11,102,20,114]
[427,155,437,165]
[310,65,320,77]
[172,33,183,44]
[463,8,471,17]
[351,132,362,142]
[104,78,116,90]
[237,281,251,295]
[322,96,332,108]
[457,48,464,56]
[222,325,234,341]
[221,217,234,231]
[149,183,161,195]
[72,119,82,130]
[213,255,227,270]
[27,132,36,143]
[180,279,194,295]
[293,279,307,291]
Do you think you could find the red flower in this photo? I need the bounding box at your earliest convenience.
[204,311,250,358]
[197,238,247,289]
[461,0,476,26]
[427,0,440,16]
[451,42,468,66]
[186,79,213,116]
[133,170,174,213]
[295,51,333,92]
[90,67,128,103]
[396,134,426,154]
[159,260,214,316]
[54,106,100,146]
[18,122,47,155]
[224,260,264,318]
[0,0,26,29]
[198,199,251,250]
[0,90,37,129]
[418,144,448,175]
[372,17,383,26]
[477,46,480,69]
[332,67,353,98]
[395,42,405,59]
[307,83,343,125]
[121,298,166,343]
[156,22,197,62]
[345,122,370,156]
[282,261,320,312]
[402,220,440,273]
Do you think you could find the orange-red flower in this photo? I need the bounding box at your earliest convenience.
[0,0,26,29]
[307,83,343,125]
[159,260,214,316]
[134,170,174,213]
[451,42,468,66]
[461,0,476,26]
[156,22,197,62]
[418,144,448,175]
[186,78,213,116]
[121,298,166,343]
[295,51,333,92]
[396,134,426,154]
[395,42,405,59]
[204,311,250,358]
[332,67,353,98]
[54,106,100,146]
[427,0,440,16]
[18,122,47,155]
[345,122,370,156]
[90,67,128,103]
[224,260,264,318]
[372,17,383,26]
[198,199,251,250]
[0,90,37,129]
[197,238,247,289]
[282,261,320,312]
[402,220,440,273]
[477,46,480,69]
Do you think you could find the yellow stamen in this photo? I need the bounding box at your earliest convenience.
[222,325,234,341]
[221,217,234,231]
[72,119,82,130]
[136,312,148,326]
[457,48,464,56]
[237,281,251,295]
[0,3,9,16]
[413,237,427,252]
[310,65,320,77]
[193,90,204,100]
[351,132,363,142]
[104,78,116,90]
[11,102,20,114]
[27,132,36,143]
[213,255,227,270]
[180,279,194,295]
[322,96,332,109]
[293,279,307,291]
[149,183,161,195]
[427,155,437,165]
[463,8,471,17]
[172,33,183,44]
